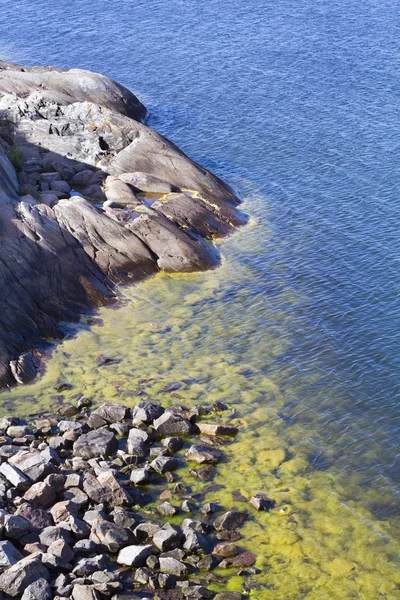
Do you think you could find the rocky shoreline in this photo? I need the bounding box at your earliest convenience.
[0,397,273,599]
[0,60,246,388]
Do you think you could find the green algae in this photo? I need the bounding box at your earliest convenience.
[1,192,400,598]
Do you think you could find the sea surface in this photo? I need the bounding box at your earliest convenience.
[1,0,400,598]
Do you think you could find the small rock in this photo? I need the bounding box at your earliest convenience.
[127,428,149,456]
[54,382,73,392]
[7,425,31,439]
[58,420,82,434]
[161,437,183,452]
[73,555,109,577]
[131,401,164,424]
[39,525,72,547]
[213,510,247,531]
[73,428,117,459]
[212,542,238,558]
[197,423,238,436]
[89,402,130,428]
[23,482,56,508]
[90,519,134,552]
[186,445,222,464]
[159,556,188,578]
[8,449,51,482]
[153,411,193,436]
[150,455,178,474]
[15,503,53,531]
[231,551,257,567]
[249,493,276,511]
[130,467,150,485]
[97,470,132,506]
[47,539,74,563]
[57,404,78,417]
[0,555,50,598]
[0,541,23,567]
[116,545,154,567]
[96,355,117,367]
[153,526,181,552]
[72,584,100,600]
[50,180,71,193]
[157,501,177,516]
[21,578,52,600]
[63,486,89,509]
[0,463,30,490]
[182,528,211,554]
[4,514,30,539]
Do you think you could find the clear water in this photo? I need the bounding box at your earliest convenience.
[1,0,400,597]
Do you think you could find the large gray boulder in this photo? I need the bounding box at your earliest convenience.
[0,60,245,388]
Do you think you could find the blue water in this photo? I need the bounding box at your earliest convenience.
[1,0,400,593]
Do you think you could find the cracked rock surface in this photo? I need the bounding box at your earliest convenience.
[0,60,246,388]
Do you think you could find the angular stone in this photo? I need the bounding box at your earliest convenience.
[150,455,178,474]
[40,446,61,465]
[39,526,72,547]
[63,486,89,509]
[161,437,183,452]
[8,450,51,482]
[89,402,130,427]
[213,511,247,531]
[197,423,238,436]
[182,528,211,554]
[72,584,101,600]
[64,473,81,488]
[134,522,161,541]
[15,503,53,531]
[157,501,177,516]
[130,467,150,485]
[90,519,134,552]
[249,493,276,511]
[73,539,97,556]
[0,540,24,567]
[127,428,149,456]
[159,556,188,578]
[0,462,30,490]
[186,445,222,464]
[47,539,74,563]
[73,555,109,577]
[153,527,181,552]
[23,482,56,507]
[21,577,52,600]
[69,515,91,539]
[4,514,30,538]
[58,420,82,434]
[153,411,193,436]
[51,500,78,524]
[73,428,117,459]
[131,401,164,424]
[116,545,154,567]
[97,470,132,506]
[0,555,50,597]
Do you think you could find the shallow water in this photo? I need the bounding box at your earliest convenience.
[1,0,400,597]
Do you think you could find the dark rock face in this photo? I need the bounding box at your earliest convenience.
[0,60,246,388]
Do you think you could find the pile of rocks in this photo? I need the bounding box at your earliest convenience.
[0,399,274,599]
